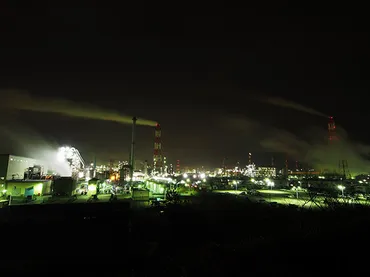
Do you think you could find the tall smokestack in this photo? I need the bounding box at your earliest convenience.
[328,116,337,143]
[153,123,163,175]
[176,159,180,174]
[129,117,137,184]
[144,160,148,176]
[93,155,97,178]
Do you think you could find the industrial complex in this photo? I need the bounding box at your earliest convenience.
[1,116,369,209]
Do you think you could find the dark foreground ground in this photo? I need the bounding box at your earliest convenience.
[0,193,369,276]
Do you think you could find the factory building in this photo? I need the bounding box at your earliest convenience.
[5,180,52,196]
[255,166,276,178]
[0,154,54,197]
[0,154,50,181]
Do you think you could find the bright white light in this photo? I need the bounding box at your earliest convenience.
[183,173,188,178]
[57,151,65,162]
[57,146,85,175]
[152,176,174,183]
[88,185,96,191]
[244,164,256,177]
[200,173,206,179]
[265,178,274,187]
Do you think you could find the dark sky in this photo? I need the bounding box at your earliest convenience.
[0,5,369,168]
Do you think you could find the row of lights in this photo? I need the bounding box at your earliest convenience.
[183,173,206,179]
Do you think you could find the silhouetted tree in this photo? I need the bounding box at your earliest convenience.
[165,188,181,206]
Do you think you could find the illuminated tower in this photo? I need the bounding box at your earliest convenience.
[248,152,252,165]
[176,160,180,174]
[328,116,337,142]
[153,123,163,174]
[222,158,227,176]
[163,156,168,174]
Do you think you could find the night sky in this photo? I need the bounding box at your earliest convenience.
[0,6,369,169]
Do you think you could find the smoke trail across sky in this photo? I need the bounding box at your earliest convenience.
[222,115,370,175]
[0,124,72,176]
[0,89,157,126]
[261,97,328,117]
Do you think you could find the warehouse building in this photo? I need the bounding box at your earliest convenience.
[0,154,50,181]
[5,180,52,196]
[0,154,53,197]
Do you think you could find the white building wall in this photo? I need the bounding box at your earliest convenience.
[6,155,49,180]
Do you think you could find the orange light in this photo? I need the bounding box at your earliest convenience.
[110,175,116,181]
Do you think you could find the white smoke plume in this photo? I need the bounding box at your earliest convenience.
[0,89,157,126]
[259,96,329,118]
[223,115,370,175]
[0,119,72,176]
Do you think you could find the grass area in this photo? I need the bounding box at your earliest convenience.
[267,196,315,207]
[212,189,370,209]
[214,190,243,195]
[257,189,290,195]
[214,189,291,195]
[213,189,319,208]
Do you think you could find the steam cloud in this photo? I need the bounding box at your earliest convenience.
[0,124,72,176]
[0,89,157,126]
[261,97,328,117]
[224,115,370,175]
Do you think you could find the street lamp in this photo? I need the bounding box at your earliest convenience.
[232,180,238,191]
[265,178,274,190]
[338,185,345,197]
[292,186,301,199]
[265,181,274,201]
